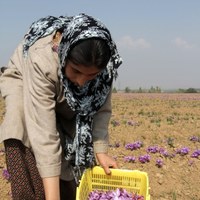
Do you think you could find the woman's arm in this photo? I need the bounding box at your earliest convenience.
[92,90,118,174]
[23,43,62,198]
[43,176,60,200]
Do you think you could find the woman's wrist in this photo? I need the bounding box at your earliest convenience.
[42,176,60,200]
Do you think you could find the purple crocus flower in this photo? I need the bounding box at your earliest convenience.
[156,159,163,168]
[2,169,10,181]
[138,154,151,163]
[176,147,189,156]
[111,120,120,127]
[147,146,159,153]
[133,194,145,200]
[88,188,144,200]
[125,141,143,151]
[109,142,120,148]
[127,121,138,126]
[189,136,200,142]
[159,148,169,157]
[191,149,200,158]
[124,156,136,163]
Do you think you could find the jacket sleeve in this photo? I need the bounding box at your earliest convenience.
[92,90,112,154]
[0,44,28,144]
[23,46,62,178]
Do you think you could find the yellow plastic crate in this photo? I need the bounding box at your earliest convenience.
[76,166,150,200]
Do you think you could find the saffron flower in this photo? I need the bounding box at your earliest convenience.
[147,146,159,153]
[176,147,189,156]
[111,120,120,127]
[125,141,143,151]
[156,159,163,168]
[2,169,10,181]
[109,142,120,148]
[189,135,200,143]
[88,188,144,200]
[124,156,136,163]
[127,120,138,126]
[159,148,169,157]
[138,154,151,163]
[191,149,200,158]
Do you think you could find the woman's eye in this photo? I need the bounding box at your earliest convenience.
[89,74,97,78]
[73,68,80,74]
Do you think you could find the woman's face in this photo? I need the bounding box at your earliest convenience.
[65,61,101,87]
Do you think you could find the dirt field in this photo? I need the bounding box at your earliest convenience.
[1,93,200,200]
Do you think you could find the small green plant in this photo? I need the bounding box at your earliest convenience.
[172,191,177,200]
[167,137,175,148]
[138,109,144,115]
[166,116,175,125]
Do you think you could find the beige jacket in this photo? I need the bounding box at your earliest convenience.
[0,33,111,179]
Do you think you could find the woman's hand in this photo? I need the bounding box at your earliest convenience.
[95,153,118,175]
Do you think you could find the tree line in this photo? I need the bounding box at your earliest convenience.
[112,86,199,93]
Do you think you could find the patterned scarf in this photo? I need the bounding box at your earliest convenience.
[23,13,122,183]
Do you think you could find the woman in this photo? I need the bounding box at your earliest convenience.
[0,13,122,200]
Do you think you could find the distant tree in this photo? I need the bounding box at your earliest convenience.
[148,86,155,93]
[148,86,161,93]
[112,87,117,93]
[124,87,131,93]
[155,86,161,93]
[177,88,186,93]
[185,88,198,93]
[138,87,143,93]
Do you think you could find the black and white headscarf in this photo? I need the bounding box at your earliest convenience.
[23,13,122,183]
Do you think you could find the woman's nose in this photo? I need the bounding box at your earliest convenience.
[76,75,89,87]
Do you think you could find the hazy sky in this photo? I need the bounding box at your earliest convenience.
[0,1,200,90]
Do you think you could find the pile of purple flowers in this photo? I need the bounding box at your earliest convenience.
[124,154,164,167]
[109,142,120,148]
[159,147,173,158]
[146,146,174,158]
[146,146,160,153]
[189,135,200,142]
[191,149,200,158]
[125,141,143,151]
[176,147,190,156]
[127,120,139,126]
[155,159,163,168]
[124,156,136,163]
[111,120,120,127]
[2,169,10,181]
[138,154,151,163]
[112,134,200,170]
[88,188,144,200]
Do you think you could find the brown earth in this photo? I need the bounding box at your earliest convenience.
[1,93,200,200]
